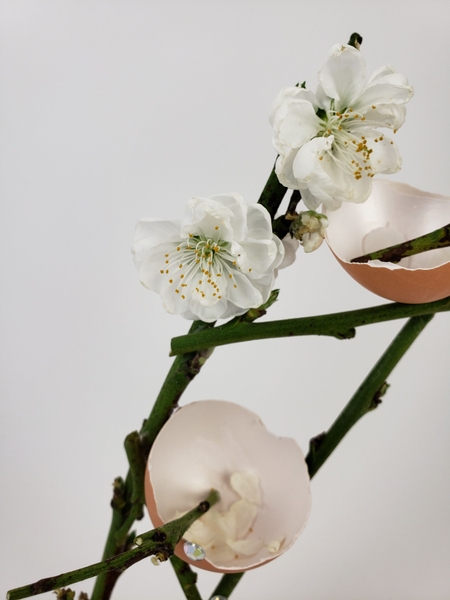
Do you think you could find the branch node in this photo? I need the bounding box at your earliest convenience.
[334,328,356,340]
[368,381,390,411]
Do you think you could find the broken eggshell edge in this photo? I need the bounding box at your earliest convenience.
[324,179,450,304]
[144,400,311,573]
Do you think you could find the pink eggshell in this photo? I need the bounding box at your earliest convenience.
[325,179,450,303]
[144,400,311,573]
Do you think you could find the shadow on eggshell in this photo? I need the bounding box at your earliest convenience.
[325,179,450,304]
[145,468,223,573]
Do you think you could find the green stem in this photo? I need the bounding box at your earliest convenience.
[306,314,433,478]
[7,491,220,600]
[140,320,216,454]
[170,296,450,355]
[272,190,301,239]
[351,223,450,264]
[210,573,245,599]
[170,556,203,600]
[257,162,288,220]
[112,432,147,547]
[347,32,363,49]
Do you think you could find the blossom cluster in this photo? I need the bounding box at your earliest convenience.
[270,43,413,211]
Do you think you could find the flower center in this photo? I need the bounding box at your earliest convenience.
[159,233,240,305]
[318,107,376,182]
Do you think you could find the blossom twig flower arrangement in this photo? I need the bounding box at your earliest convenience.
[7,32,450,600]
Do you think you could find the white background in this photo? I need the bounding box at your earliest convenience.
[1,1,450,599]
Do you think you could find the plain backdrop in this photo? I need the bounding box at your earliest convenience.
[1,1,449,599]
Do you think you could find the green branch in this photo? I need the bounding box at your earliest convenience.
[7,491,220,600]
[351,223,450,264]
[306,314,433,477]
[140,320,217,454]
[257,162,288,220]
[272,190,301,240]
[210,573,245,599]
[348,32,363,49]
[170,296,450,355]
[170,556,203,600]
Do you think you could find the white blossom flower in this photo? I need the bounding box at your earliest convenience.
[270,44,413,211]
[132,194,284,322]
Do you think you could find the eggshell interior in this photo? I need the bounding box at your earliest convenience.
[145,400,311,573]
[325,179,450,303]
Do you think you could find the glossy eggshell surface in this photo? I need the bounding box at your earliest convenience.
[145,400,311,573]
[325,179,450,303]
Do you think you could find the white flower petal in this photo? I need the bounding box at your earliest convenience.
[187,297,228,323]
[209,194,248,242]
[245,204,274,241]
[269,86,316,127]
[319,44,366,109]
[239,239,278,274]
[276,99,321,150]
[136,249,174,292]
[133,218,181,246]
[278,235,300,269]
[227,270,263,308]
[361,104,407,130]
[302,231,324,253]
[207,544,236,564]
[292,136,333,182]
[275,151,301,189]
[367,135,402,174]
[227,537,264,557]
[367,64,397,83]
[266,538,285,553]
[184,508,223,549]
[213,509,238,540]
[230,471,262,505]
[181,197,234,241]
[353,79,413,116]
[229,499,259,539]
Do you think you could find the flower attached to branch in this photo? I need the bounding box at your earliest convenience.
[270,44,413,211]
[291,211,329,253]
[132,194,284,322]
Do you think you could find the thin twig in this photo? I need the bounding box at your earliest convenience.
[170,296,450,355]
[351,223,450,264]
[170,556,203,600]
[306,314,434,477]
[7,491,219,600]
[210,573,245,599]
[257,162,288,220]
[272,190,301,239]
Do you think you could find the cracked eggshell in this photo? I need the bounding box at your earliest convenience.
[325,179,450,304]
[144,400,311,573]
